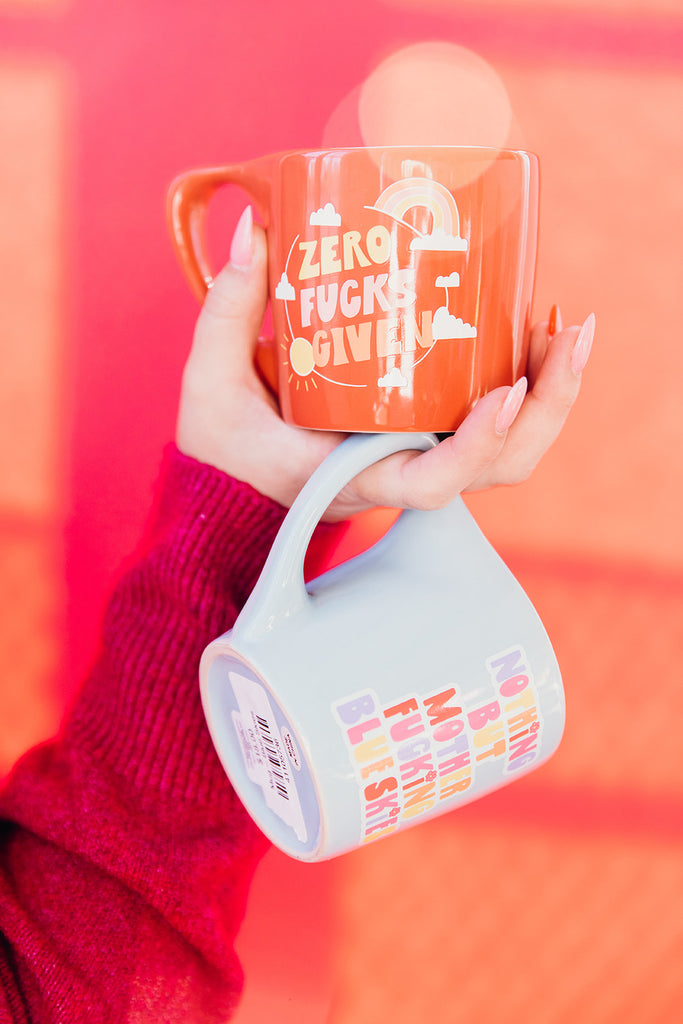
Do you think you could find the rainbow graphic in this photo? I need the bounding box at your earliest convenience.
[368,177,468,251]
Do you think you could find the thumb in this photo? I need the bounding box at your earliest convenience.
[193,205,269,379]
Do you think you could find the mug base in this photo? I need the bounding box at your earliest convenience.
[284,420,461,434]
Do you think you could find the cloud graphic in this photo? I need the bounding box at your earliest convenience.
[309,202,342,227]
[410,229,468,252]
[377,367,408,389]
[432,306,477,340]
[274,272,296,301]
[435,272,461,288]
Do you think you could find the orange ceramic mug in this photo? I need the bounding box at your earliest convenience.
[168,147,539,432]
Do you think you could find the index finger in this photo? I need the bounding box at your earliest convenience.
[334,384,522,515]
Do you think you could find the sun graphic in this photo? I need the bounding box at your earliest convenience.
[284,337,318,390]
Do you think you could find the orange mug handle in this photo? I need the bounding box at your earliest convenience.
[166,164,274,297]
[167,165,279,390]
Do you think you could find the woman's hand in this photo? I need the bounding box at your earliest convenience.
[176,207,594,519]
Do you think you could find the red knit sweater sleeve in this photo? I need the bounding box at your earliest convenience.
[0,447,290,1024]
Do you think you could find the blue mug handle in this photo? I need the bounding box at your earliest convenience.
[235,432,437,641]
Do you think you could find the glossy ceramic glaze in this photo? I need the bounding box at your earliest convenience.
[199,433,564,861]
[168,147,539,432]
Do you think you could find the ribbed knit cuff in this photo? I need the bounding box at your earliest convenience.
[148,445,290,611]
[64,447,289,810]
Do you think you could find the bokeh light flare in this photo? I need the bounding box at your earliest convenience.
[358,42,513,149]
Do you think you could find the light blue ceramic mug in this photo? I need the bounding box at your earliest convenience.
[200,433,564,861]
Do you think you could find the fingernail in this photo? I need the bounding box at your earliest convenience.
[230,205,254,268]
[571,312,596,375]
[496,376,528,435]
[548,304,562,338]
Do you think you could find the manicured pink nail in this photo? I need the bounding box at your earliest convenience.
[496,376,528,435]
[571,312,596,375]
[548,304,562,338]
[230,205,254,267]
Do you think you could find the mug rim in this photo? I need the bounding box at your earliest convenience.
[271,144,538,161]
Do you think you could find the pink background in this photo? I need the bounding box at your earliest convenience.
[1,1,682,1020]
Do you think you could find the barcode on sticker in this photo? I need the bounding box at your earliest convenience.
[229,670,308,842]
[256,714,290,801]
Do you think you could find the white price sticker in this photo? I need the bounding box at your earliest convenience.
[229,671,307,842]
